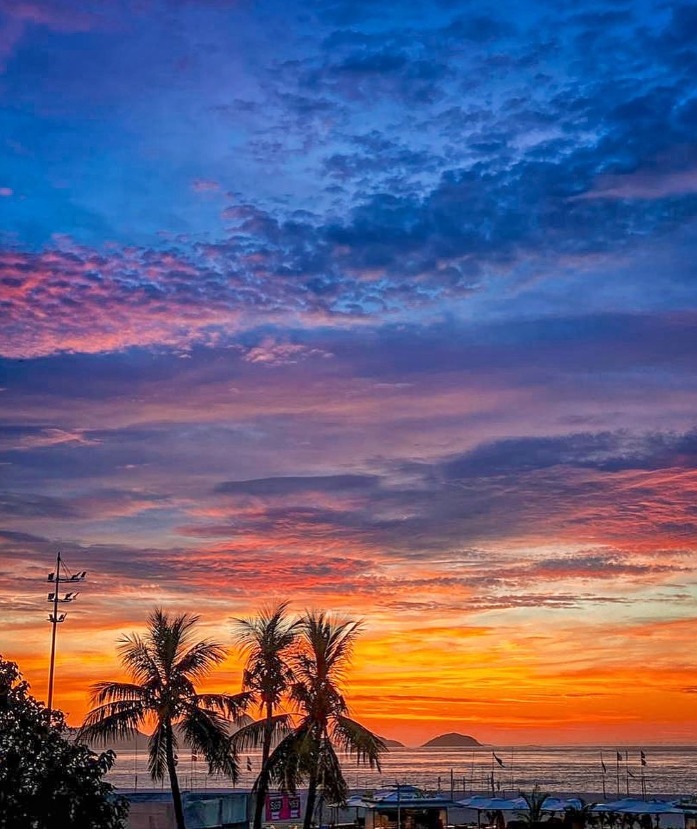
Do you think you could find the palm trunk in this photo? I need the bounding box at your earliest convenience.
[303,761,319,829]
[253,700,275,829]
[165,720,186,829]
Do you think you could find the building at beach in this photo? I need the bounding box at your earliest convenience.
[346,785,455,829]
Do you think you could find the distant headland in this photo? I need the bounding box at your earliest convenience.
[421,732,482,747]
[379,735,406,748]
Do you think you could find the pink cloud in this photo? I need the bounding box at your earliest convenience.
[0,245,246,357]
[18,428,100,448]
[242,338,333,366]
[574,165,697,201]
[192,178,221,192]
[0,1,104,32]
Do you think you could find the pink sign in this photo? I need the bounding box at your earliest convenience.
[265,794,302,821]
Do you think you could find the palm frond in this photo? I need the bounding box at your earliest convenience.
[180,705,239,780]
[78,700,146,745]
[195,690,254,722]
[147,608,200,677]
[332,715,384,769]
[118,634,162,685]
[264,722,315,792]
[230,713,294,752]
[89,680,148,706]
[174,639,228,681]
[517,786,551,823]
[295,611,362,689]
[232,601,292,651]
[148,723,169,782]
[233,601,299,709]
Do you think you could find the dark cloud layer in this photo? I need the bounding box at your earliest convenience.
[215,474,379,496]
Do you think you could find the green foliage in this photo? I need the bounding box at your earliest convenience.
[0,655,128,829]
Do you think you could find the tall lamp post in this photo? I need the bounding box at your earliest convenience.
[47,551,86,711]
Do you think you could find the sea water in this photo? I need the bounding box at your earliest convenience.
[106,744,697,797]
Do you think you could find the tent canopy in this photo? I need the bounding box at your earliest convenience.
[591,799,679,815]
[458,796,584,813]
[457,797,528,811]
[541,798,585,812]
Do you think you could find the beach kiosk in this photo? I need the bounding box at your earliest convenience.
[347,785,455,829]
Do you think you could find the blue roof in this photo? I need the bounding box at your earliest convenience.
[349,786,456,810]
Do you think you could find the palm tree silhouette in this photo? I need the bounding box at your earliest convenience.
[266,611,385,829]
[518,786,552,826]
[79,608,251,829]
[231,601,300,829]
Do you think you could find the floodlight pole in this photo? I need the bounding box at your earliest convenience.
[47,551,61,710]
[47,551,86,711]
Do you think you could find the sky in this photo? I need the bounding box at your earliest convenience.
[1,0,696,747]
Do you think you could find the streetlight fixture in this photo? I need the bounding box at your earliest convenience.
[47,551,86,710]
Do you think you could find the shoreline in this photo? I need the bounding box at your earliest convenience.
[115,787,696,803]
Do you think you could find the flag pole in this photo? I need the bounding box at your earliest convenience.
[600,751,607,799]
[640,750,647,798]
[616,751,621,797]
[625,750,629,796]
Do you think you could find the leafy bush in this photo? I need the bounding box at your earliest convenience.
[0,656,128,829]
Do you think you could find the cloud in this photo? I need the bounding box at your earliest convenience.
[442,430,697,479]
[576,147,697,201]
[3,1,697,358]
[18,428,101,449]
[0,0,103,32]
[191,178,221,193]
[215,474,379,496]
[518,551,687,580]
[241,338,334,366]
[0,490,77,518]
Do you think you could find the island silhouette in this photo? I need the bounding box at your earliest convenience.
[421,732,481,747]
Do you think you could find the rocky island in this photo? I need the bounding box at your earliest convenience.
[421,732,481,747]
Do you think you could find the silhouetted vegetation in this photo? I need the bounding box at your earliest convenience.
[79,609,251,829]
[262,611,385,829]
[73,604,384,829]
[231,601,300,829]
[0,655,128,829]
[518,786,552,826]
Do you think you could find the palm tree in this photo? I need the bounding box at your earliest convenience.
[231,601,300,829]
[79,609,251,829]
[266,611,385,829]
[518,786,552,826]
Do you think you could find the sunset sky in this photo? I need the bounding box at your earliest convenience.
[1,0,696,747]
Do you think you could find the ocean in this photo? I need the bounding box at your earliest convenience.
[106,743,697,797]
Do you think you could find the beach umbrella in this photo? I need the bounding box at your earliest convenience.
[458,796,528,811]
[592,800,679,815]
[542,798,585,812]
